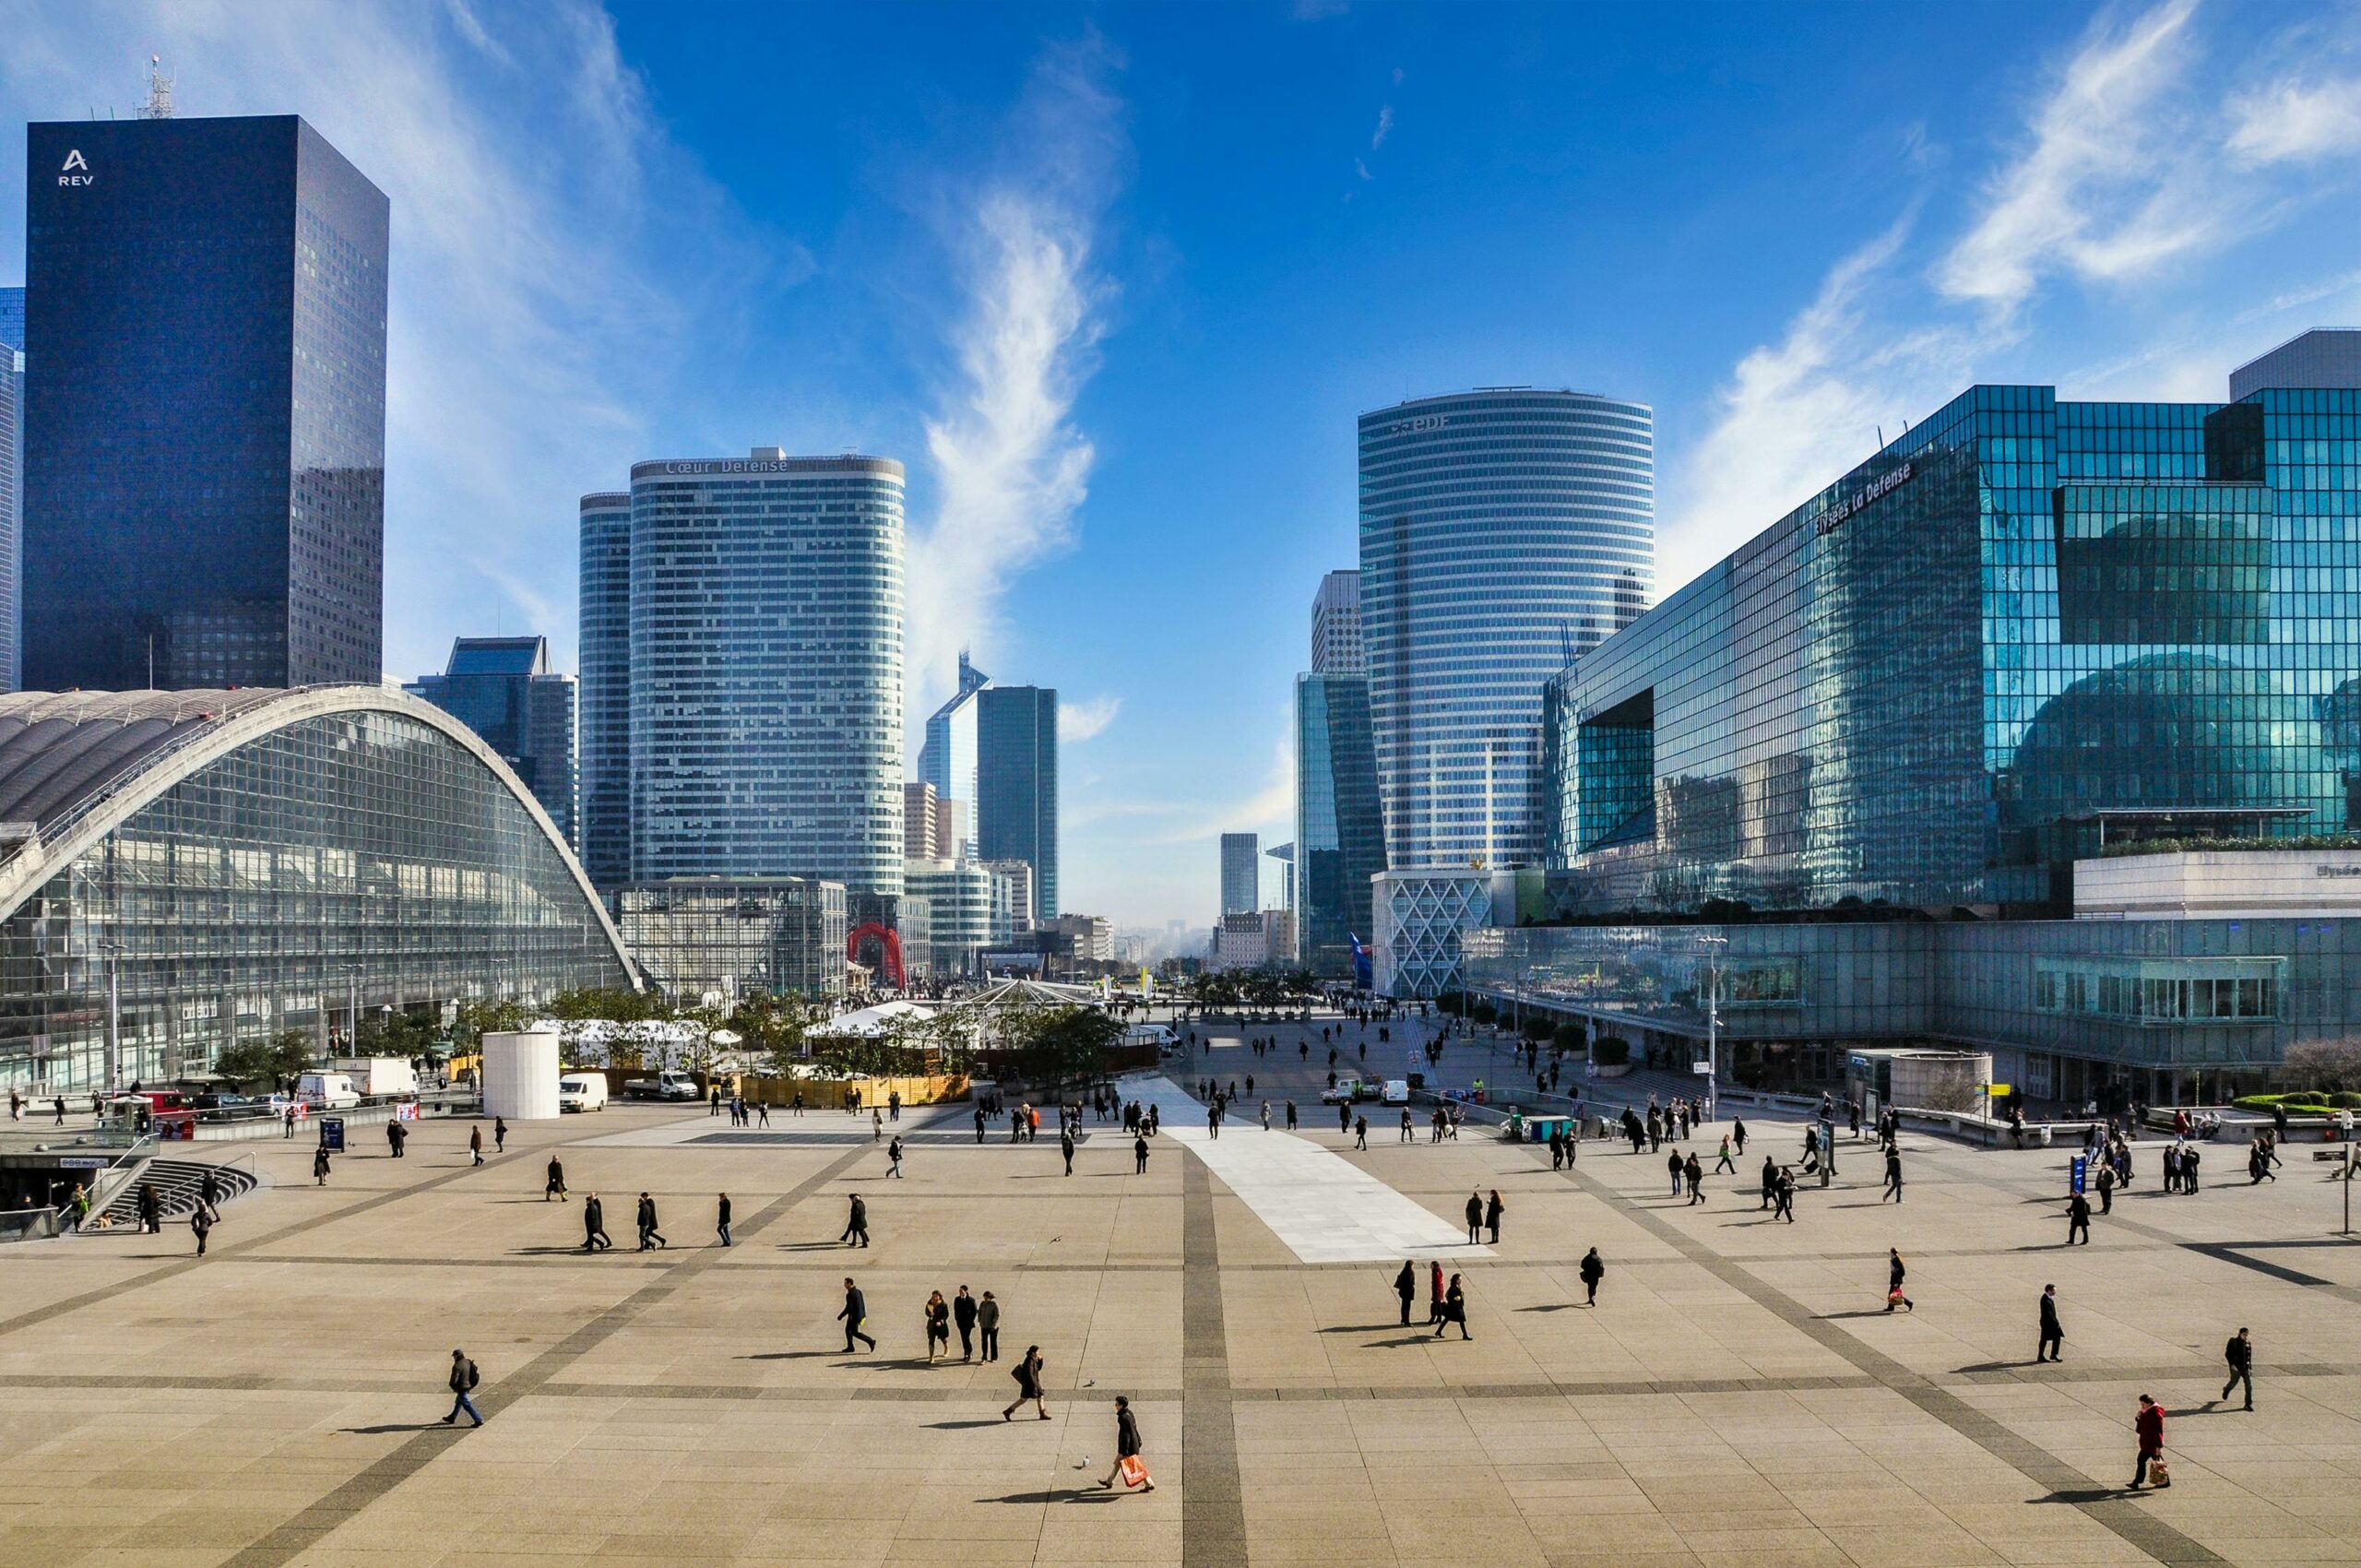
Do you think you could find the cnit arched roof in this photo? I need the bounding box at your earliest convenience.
[0,685,635,976]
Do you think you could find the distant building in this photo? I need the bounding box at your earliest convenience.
[1038,912,1114,965]
[611,876,847,1002]
[903,781,952,861]
[405,636,577,844]
[25,115,387,691]
[904,859,996,979]
[1311,568,1362,675]
[575,491,632,886]
[979,858,1036,940]
[2229,327,2361,399]
[1219,831,1260,917]
[917,650,990,858]
[1360,388,1653,871]
[1296,671,1387,978]
[978,685,1058,917]
[586,451,904,895]
[1207,910,1274,971]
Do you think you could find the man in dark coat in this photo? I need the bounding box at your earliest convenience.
[2037,1285,2063,1362]
[839,1277,876,1352]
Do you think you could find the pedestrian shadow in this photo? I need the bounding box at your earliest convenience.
[509,1246,609,1256]
[339,1422,451,1434]
[1518,1303,1579,1313]
[924,1419,1004,1429]
[778,1241,853,1251]
[1953,1360,2032,1374]
[981,1489,1119,1505]
[736,1350,839,1360]
[1317,1323,1408,1333]
[1370,1335,1445,1348]
[1818,1310,1895,1320]
[2031,1487,2129,1505]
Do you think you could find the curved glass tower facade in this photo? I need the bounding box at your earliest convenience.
[575,492,632,888]
[627,454,905,895]
[1359,389,1654,870]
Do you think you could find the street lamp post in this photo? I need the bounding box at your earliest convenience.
[1696,934,1726,1124]
[99,940,127,1091]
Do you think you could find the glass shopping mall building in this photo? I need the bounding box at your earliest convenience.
[1463,332,2361,1106]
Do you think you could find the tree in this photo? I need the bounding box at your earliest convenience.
[1551,1022,1586,1054]
[354,1008,435,1060]
[2281,1039,2361,1093]
[216,1028,314,1091]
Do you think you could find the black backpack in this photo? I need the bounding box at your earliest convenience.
[466,1359,481,1390]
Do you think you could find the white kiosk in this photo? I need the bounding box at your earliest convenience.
[481,1029,562,1120]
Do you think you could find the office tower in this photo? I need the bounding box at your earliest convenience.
[0,287,20,692]
[1360,388,1654,870]
[917,649,989,857]
[575,492,632,885]
[24,116,387,691]
[1311,568,1362,675]
[904,781,948,861]
[979,857,1036,937]
[1295,671,1388,976]
[1267,840,1295,910]
[1219,831,1260,916]
[622,450,904,894]
[2230,327,2361,398]
[977,685,1057,916]
[405,636,578,843]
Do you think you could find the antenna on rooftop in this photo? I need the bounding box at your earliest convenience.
[139,55,174,120]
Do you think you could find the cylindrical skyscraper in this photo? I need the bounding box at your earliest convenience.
[1359,388,1654,870]
[575,491,632,889]
[624,451,906,896]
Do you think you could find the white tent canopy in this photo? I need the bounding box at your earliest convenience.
[808,999,939,1039]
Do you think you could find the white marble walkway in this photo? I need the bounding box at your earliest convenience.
[1129,1075,1489,1265]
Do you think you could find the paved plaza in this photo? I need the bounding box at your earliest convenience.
[4,1016,2359,1567]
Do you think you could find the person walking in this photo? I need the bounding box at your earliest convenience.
[1355,1114,1369,1150]
[1393,1260,1417,1325]
[582,1192,612,1252]
[1732,1117,1748,1155]
[1133,1134,1149,1174]
[978,1290,1002,1361]
[282,1104,296,1139]
[312,1145,332,1188]
[2221,1327,2253,1411]
[1774,1168,1797,1222]
[1003,1345,1051,1420]
[1061,1128,1075,1176]
[1097,1396,1155,1491]
[842,1193,870,1247]
[189,1205,213,1258]
[1580,1245,1606,1305]
[1885,1247,1914,1313]
[1485,1189,1504,1245]
[386,1121,408,1160]
[716,1193,733,1248]
[493,1116,507,1154]
[1429,1261,1446,1324]
[2067,1191,2091,1246]
[839,1277,877,1353]
[444,1348,485,1427]
[545,1157,567,1201]
[1465,1190,1483,1245]
[2095,1159,2116,1215]
[635,1192,667,1251]
[469,1125,484,1168]
[887,1136,905,1179]
[1760,1156,1778,1211]
[1400,1108,1415,1143]
[1881,1147,1904,1203]
[1714,1134,1736,1174]
[2130,1395,2167,1488]
[1432,1273,1471,1339]
[1684,1152,1705,1205]
[1667,1147,1685,1197]
[925,1290,951,1363]
[2036,1284,2064,1363]
[955,1286,979,1360]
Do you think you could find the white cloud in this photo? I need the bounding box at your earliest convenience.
[2228,76,2361,162]
[1354,157,1373,182]
[1058,695,1121,742]
[1371,103,1394,150]
[905,37,1126,727]
[1935,0,2211,315]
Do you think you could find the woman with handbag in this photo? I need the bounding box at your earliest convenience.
[1097,1396,1155,1491]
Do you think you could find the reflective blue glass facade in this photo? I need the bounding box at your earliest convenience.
[1361,389,1653,871]
[23,116,386,690]
[405,636,577,845]
[0,285,19,692]
[575,493,632,887]
[1295,672,1387,976]
[1545,383,2361,916]
[626,456,905,895]
[977,685,1057,917]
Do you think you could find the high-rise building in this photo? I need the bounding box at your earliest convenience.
[604,451,904,894]
[918,650,989,857]
[1359,388,1654,871]
[1295,671,1388,976]
[979,857,1036,937]
[575,492,632,886]
[24,116,387,691]
[904,858,995,979]
[903,781,951,861]
[405,636,578,843]
[1311,568,1362,675]
[0,286,20,692]
[1219,831,1260,916]
[977,685,1057,917]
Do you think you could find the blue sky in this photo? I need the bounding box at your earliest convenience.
[7,1,2361,929]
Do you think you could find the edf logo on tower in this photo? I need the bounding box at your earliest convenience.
[59,148,92,187]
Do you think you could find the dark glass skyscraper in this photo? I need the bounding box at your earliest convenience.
[405,636,578,844]
[1295,672,1387,976]
[0,286,20,692]
[977,685,1058,917]
[575,492,632,887]
[22,115,387,691]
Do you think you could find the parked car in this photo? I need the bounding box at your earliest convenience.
[558,1074,610,1113]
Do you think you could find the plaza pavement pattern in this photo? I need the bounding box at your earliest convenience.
[0,1018,2357,1567]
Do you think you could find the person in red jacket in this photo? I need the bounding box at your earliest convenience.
[2130,1395,2166,1488]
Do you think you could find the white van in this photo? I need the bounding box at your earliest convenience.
[558,1074,610,1113]
[296,1072,362,1109]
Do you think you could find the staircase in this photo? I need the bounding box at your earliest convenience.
[94,1157,258,1228]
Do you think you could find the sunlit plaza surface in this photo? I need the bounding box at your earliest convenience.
[5,1016,2358,1568]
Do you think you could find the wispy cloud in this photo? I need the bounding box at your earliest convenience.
[1058,695,1121,742]
[905,36,1128,727]
[1353,156,1373,182]
[1934,0,2209,316]
[1371,103,1394,150]
[2228,75,2361,163]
